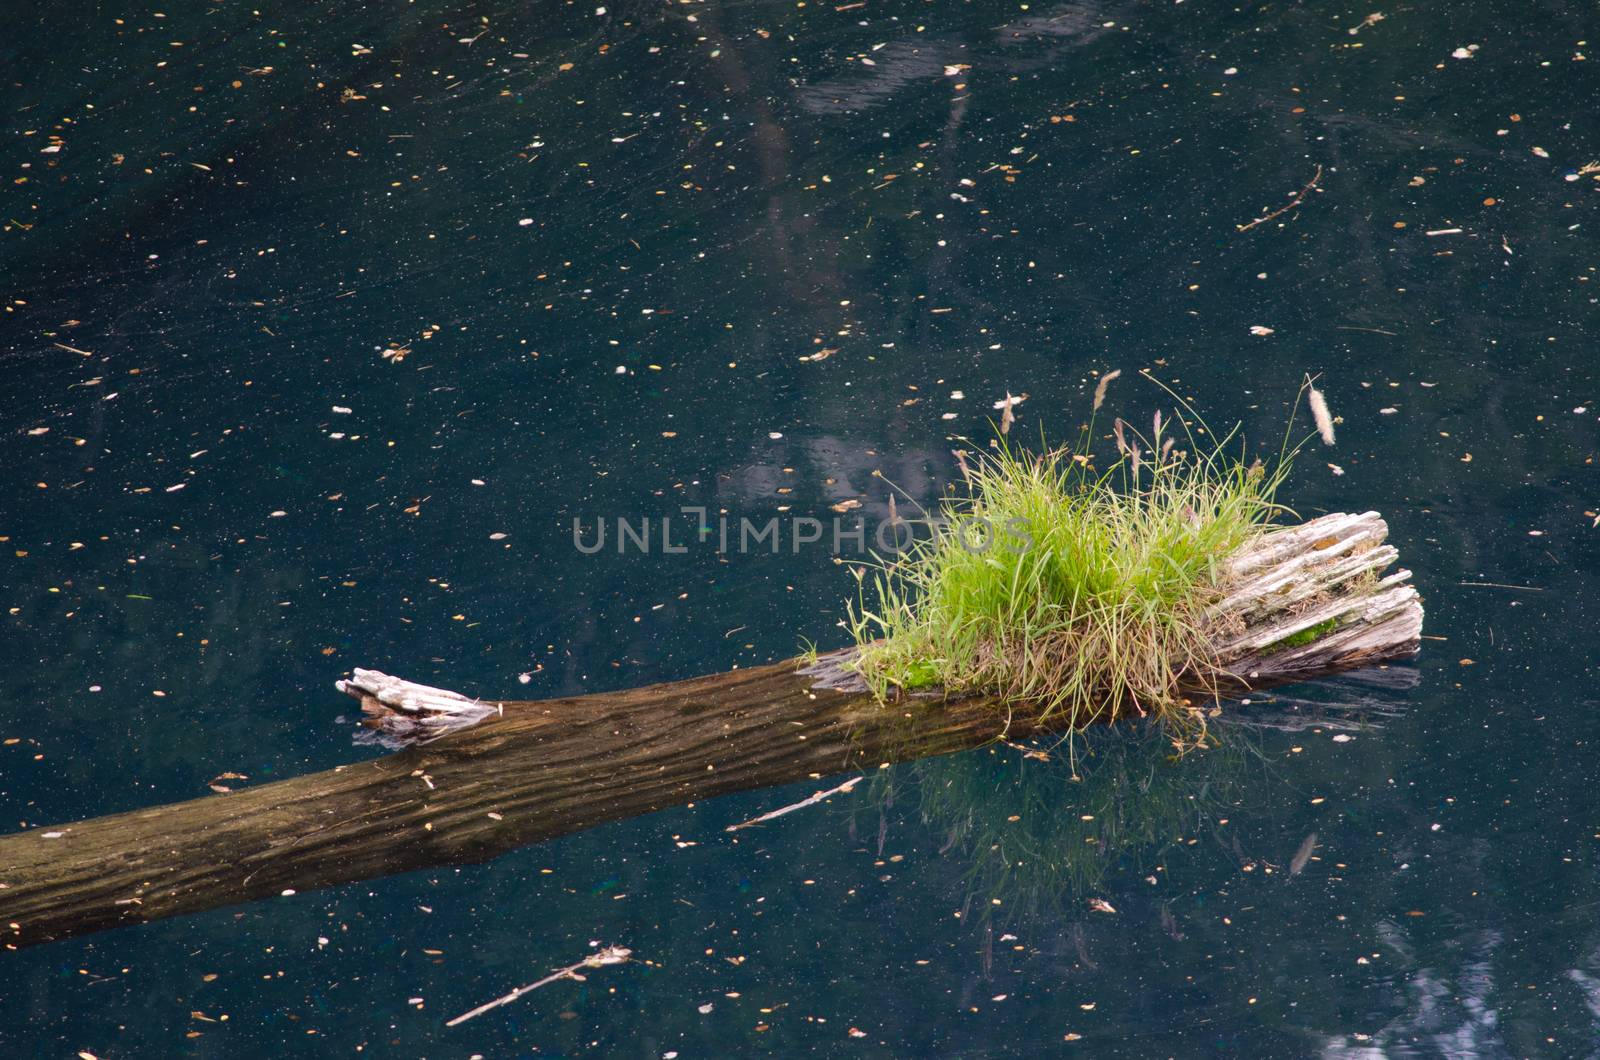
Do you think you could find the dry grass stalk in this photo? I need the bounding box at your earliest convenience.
[1307,381,1336,446]
[1093,369,1122,412]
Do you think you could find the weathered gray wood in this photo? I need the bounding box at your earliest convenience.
[1210,511,1422,682]
[0,512,1421,950]
[340,667,503,746]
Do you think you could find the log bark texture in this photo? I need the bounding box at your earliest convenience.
[0,512,1421,949]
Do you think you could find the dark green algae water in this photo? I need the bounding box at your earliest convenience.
[4,0,1600,1055]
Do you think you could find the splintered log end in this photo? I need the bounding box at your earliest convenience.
[1210,511,1423,688]
[337,668,501,747]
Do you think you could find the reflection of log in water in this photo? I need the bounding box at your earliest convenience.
[0,512,1421,950]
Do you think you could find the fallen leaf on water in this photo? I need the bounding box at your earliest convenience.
[1290,832,1318,875]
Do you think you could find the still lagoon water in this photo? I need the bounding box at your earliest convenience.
[4,0,1600,1055]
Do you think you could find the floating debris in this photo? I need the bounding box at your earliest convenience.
[1348,12,1386,35]
[994,392,1025,434]
[1289,832,1318,875]
[446,945,632,1027]
[1237,166,1322,232]
[726,775,863,832]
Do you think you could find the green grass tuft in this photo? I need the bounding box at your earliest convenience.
[845,401,1292,734]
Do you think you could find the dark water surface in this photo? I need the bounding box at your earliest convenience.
[4,0,1600,1055]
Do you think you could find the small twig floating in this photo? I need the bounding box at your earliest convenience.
[446,945,633,1027]
[1237,165,1323,233]
[725,776,863,832]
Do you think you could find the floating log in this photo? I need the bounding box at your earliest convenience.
[0,512,1421,949]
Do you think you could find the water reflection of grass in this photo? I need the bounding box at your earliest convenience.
[910,726,1253,923]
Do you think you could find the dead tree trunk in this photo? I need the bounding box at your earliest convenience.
[0,512,1421,949]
